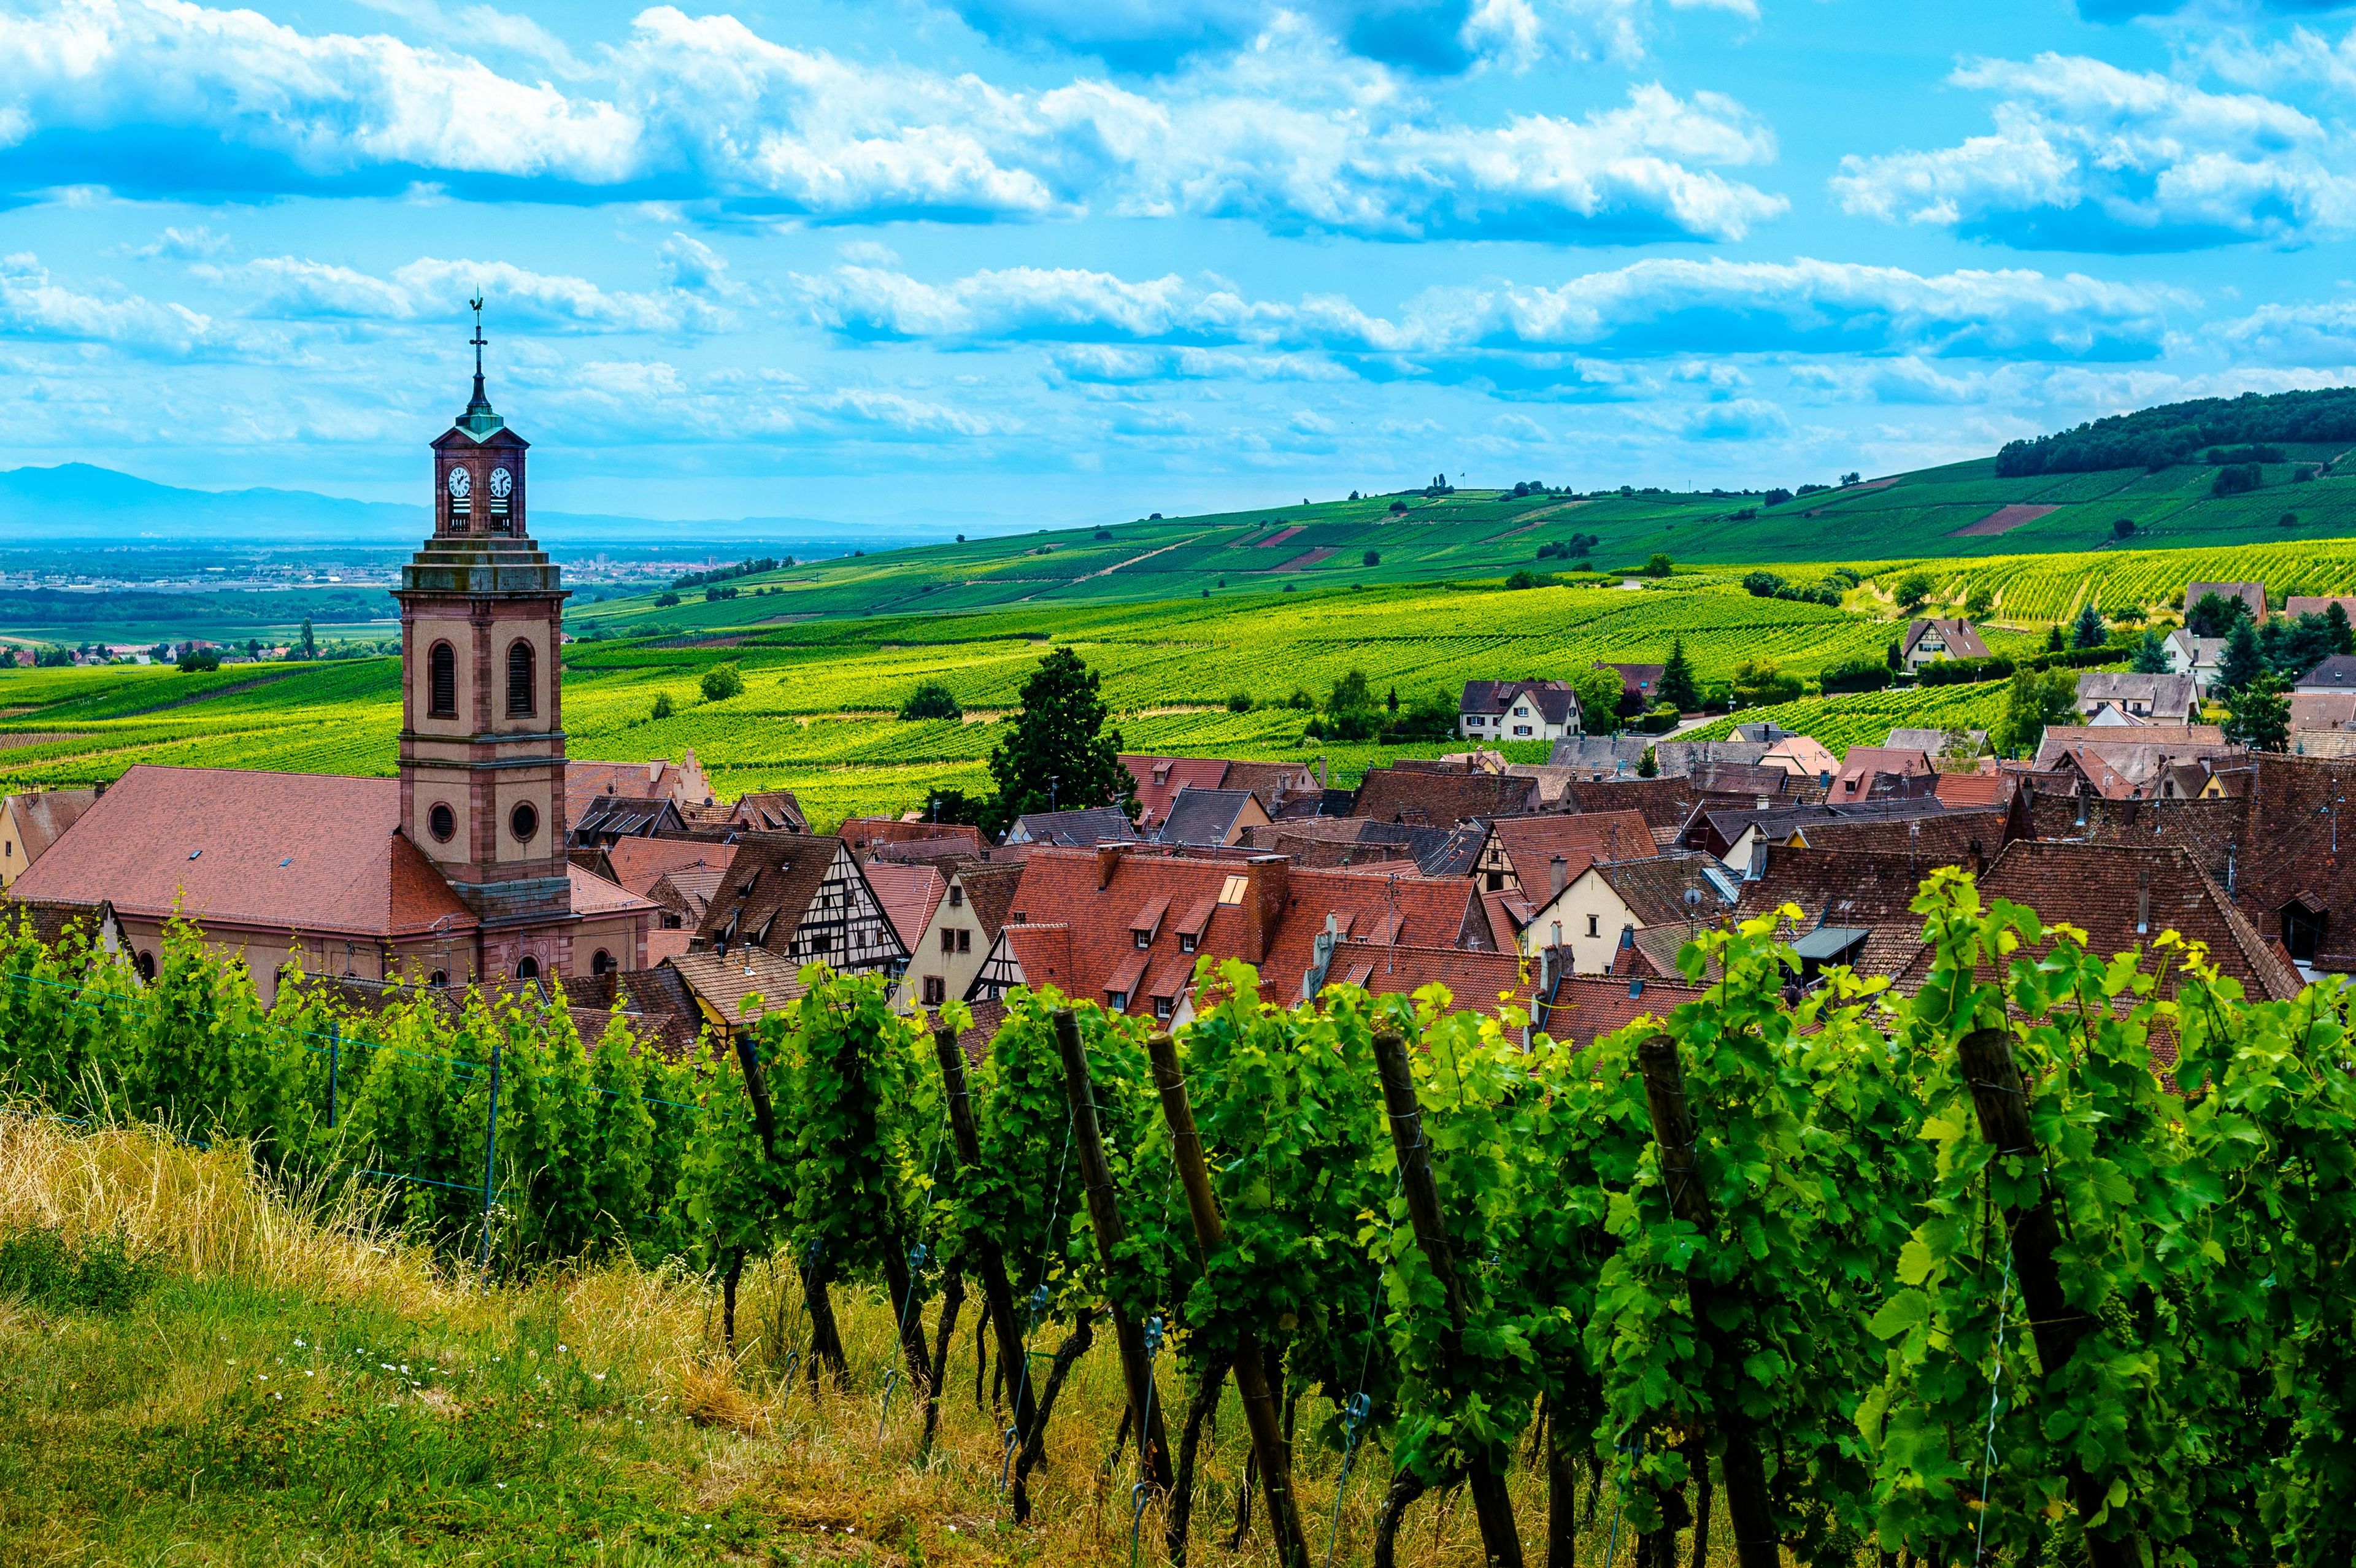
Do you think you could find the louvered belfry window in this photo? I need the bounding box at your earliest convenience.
[428,642,456,717]
[507,640,535,717]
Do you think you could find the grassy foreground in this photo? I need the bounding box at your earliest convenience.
[0,1112,1734,1567]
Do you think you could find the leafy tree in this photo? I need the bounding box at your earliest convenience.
[987,645,1132,824]
[1965,586,1995,620]
[1363,549,1380,566]
[2072,600,2109,649]
[2112,516,2136,540]
[2225,672,2290,751]
[2187,591,2252,637]
[898,680,963,721]
[1995,666,2077,756]
[1730,658,1802,708]
[2130,629,2173,674]
[1637,745,1658,777]
[1568,664,1626,735]
[1225,690,1252,713]
[2328,601,2355,655]
[1762,487,1793,507]
[650,693,674,720]
[2212,461,2262,496]
[1895,571,1933,610]
[2215,618,2265,694]
[299,617,315,659]
[1657,638,1700,712]
[1504,569,1551,590]
[1643,553,1675,578]
[1742,571,1785,598]
[699,663,744,702]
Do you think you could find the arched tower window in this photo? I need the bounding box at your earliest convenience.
[428,642,456,718]
[506,640,536,717]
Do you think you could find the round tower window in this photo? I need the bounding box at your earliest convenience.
[428,802,456,843]
[510,801,539,844]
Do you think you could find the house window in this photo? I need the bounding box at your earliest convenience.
[662,912,682,929]
[949,885,964,907]
[1514,726,1531,736]
[429,970,447,988]
[941,929,958,955]
[1107,990,1130,1010]
[507,641,536,717]
[1217,874,1249,904]
[428,802,456,844]
[810,931,834,953]
[136,950,156,981]
[957,929,971,953]
[591,949,613,976]
[923,975,946,1005]
[1154,996,1174,1021]
[1585,913,1600,938]
[1135,929,1152,950]
[2284,901,2327,964]
[428,642,456,718]
[510,801,539,845]
[1179,932,1197,953]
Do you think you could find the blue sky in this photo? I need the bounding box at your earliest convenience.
[5,0,2356,531]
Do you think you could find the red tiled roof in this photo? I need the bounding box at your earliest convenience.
[1353,765,1538,826]
[840,817,985,855]
[1933,771,2009,809]
[1536,973,1711,1052]
[1486,811,1655,890]
[1322,942,1531,1017]
[601,837,737,901]
[864,859,948,948]
[11,765,477,939]
[1892,840,2301,1005]
[992,850,1480,1017]
[1122,755,1230,829]
[569,863,657,917]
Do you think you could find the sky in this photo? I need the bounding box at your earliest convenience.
[6,0,2356,532]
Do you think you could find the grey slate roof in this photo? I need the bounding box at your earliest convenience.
[1155,787,1258,847]
[1007,807,1142,846]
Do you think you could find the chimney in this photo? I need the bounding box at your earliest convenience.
[1096,843,1125,888]
[1247,855,1289,963]
[1549,853,1569,900]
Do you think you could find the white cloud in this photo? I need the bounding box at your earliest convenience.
[1831,52,2356,249]
[0,1,1785,244]
[210,253,736,332]
[0,250,239,355]
[2219,296,2356,363]
[133,224,229,260]
[1681,397,1789,440]
[798,255,2185,363]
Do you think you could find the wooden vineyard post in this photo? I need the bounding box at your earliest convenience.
[1050,1008,1175,1497]
[1634,1034,1778,1568]
[930,1025,1039,1447]
[1369,1025,1526,1568]
[1954,1028,2138,1568]
[1145,1029,1313,1568]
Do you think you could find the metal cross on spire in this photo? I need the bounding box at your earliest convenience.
[457,292,504,435]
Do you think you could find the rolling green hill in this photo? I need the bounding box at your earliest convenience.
[566,445,2356,637]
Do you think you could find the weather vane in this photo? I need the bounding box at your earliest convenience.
[468,292,487,379]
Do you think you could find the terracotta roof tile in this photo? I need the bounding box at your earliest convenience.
[1352,765,1538,826]
[568,863,658,918]
[5,787,98,865]
[10,764,477,939]
[666,948,812,1029]
[863,860,949,948]
[599,837,737,901]
[1535,973,1711,1052]
[1485,811,1657,890]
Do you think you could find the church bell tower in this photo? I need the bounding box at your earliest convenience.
[394,300,574,978]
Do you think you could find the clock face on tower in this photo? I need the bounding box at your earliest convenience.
[490,467,513,499]
[447,467,471,499]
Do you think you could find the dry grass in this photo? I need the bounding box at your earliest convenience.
[0,1110,1762,1566]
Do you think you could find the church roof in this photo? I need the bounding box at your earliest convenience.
[10,765,476,939]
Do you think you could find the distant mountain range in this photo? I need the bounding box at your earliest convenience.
[0,463,980,555]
